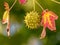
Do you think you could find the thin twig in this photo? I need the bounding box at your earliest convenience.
[33,0,35,11]
[9,0,17,11]
[51,0,60,4]
[35,0,44,10]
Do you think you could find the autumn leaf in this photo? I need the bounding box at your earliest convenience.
[40,9,58,39]
[2,10,10,37]
[2,0,17,37]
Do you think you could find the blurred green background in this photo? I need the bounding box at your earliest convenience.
[0,0,60,45]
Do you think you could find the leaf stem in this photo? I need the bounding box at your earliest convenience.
[9,0,17,11]
[35,0,44,10]
[51,0,60,4]
[33,0,35,11]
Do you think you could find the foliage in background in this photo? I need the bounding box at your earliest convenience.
[0,0,60,45]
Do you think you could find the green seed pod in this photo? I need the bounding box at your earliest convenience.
[24,11,41,29]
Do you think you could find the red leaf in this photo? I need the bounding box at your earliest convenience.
[40,9,58,39]
[41,9,58,31]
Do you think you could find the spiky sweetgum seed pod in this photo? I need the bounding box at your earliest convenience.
[24,11,41,29]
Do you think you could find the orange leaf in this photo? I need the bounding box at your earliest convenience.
[4,2,9,11]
